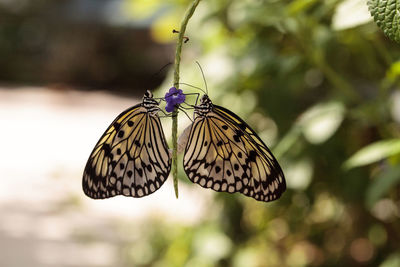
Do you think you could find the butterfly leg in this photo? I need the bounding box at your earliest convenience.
[178,83,206,95]
[177,107,194,122]
[158,109,174,118]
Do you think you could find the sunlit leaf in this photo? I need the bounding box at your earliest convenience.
[366,165,400,208]
[332,0,372,30]
[285,158,313,190]
[344,139,400,169]
[298,101,346,144]
[386,61,400,81]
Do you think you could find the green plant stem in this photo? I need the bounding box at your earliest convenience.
[172,0,201,199]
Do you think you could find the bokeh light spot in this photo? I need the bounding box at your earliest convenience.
[368,224,387,246]
[371,199,399,222]
[350,238,374,263]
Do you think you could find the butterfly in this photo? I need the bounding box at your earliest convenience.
[183,94,286,202]
[82,90,171,199]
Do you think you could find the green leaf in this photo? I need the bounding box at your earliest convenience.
[366,165,400,208]
[273,127,302,158]
[344,139,400,169]
[368,0,400,43]
[287,0,318,15]
[379,253,400,267]
[386,60,400,80]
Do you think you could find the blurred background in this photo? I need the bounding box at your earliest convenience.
[0,0,399,266]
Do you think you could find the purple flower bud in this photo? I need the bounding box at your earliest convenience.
[164,87,186,113]
[165,102,175,113]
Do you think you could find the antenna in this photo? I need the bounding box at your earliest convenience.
[195,61,208,95]
[146,62,172,94]
[150,62,172,81]
[178,82,206,95]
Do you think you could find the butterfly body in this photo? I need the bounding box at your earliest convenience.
[83,91,171,199]
[183,95,286,202]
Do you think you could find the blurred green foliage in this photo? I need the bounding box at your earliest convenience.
[122,0,400,266]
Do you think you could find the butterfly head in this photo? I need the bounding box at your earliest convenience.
[200,94,212,104]
[144,90,153,98]
[142,90,159,112]
[195,94,213,116]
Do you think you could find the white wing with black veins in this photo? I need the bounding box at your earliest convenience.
[83,105,171,199]
[183,104,285,202]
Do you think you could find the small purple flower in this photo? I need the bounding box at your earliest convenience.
[165,87,186,113]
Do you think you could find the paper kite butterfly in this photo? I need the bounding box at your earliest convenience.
[82,90,171,199]
[182,94,286,202]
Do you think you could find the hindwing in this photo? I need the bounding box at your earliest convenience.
[183,104,285,202]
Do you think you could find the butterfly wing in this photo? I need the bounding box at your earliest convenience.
[183,104,285,202]
[83,104,171,199]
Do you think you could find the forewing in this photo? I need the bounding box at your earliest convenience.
[83,105,171,199]
[183,105,285,202]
